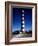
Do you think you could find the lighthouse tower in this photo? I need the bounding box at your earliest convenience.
[21,10,25,33]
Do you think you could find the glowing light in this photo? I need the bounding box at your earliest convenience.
[22,21,24,24]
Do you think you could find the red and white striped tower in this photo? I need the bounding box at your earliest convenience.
[21,10,25,33]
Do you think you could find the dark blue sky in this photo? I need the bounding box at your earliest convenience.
[12,8,32,32]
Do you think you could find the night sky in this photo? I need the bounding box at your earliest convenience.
[12,8,32,32]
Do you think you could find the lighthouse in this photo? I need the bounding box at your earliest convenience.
[21,10,25,33]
